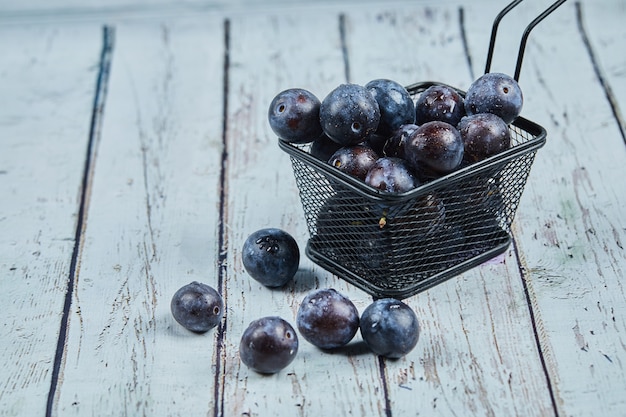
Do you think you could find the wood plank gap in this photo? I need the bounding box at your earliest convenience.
[511,236,560,417]
[45,24,115,417]
[339,13,351,84]
[377,356,393,417]
[213,17,230,417]
[575,1,626,146]
[458,6,476,81]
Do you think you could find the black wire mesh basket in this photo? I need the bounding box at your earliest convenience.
[278,0,565,299]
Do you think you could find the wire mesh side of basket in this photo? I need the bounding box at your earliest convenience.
[287,146,538,297]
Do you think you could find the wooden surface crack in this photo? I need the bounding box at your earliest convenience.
[45,25,115,417]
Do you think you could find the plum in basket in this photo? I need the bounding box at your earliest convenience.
[464,72,523,124]
[405,121,464,175]
[268,88,323,143]
[320,83,381,146]
[415,84,465,126]
[458,113,511,163]
[365,78,415,137]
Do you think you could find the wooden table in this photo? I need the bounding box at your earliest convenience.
[1,0,625,415]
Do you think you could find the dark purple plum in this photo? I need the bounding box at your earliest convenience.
[443,176,504,226]
[424,222,467,262]
[242,228,300,288]
[239,316,298,374]
[313,195,378,262]
[315,195,359,236]
[310,134,342,162]
[170,281,224,333]
[457,113,511,162]
[355,194,446,270]
[328,144,379,181]
[415,84,465,126]
[405,121,464,175]
[365,157,419,193]
[464,72,523,124]
[355,228,395,271]
[320,83,381,146]
[365,79,416,137]
[268,88,323,143]
[364,134,388,156]
[360,298,420,358]
[389,193,446,237]
[383,123,418,159]
[296,288,360,349]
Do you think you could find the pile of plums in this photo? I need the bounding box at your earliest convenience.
[269,73,522,193]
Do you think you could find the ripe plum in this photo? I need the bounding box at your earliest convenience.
[415,84,465,126]
[405,121,464,175]
[328,144,379,181]
[457,113,511,162]
[268,88,323,143]
[239,316,298,374]
[464,72,523,124]
[242,228,300,288]
[320,83,381,146]
[365,79,415,137]
[365,157,419,193]
[296,288,360,349]
[383,124,418,159]
[170,281,224,333]
[360,298,420,358]
[310,134,342,162]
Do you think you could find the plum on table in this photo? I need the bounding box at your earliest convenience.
[239,316,298,374]
[242,228,300,288]
[170,281,224,333]
[360,298,420,358]
[296,288,360,350]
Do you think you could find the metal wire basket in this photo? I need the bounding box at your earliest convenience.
[278,0,566,298]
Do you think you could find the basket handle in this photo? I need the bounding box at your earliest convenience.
[513,0,569,81]
[484,0,569,81]
[484,0,524,76]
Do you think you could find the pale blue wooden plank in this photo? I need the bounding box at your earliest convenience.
[0,24,104,416]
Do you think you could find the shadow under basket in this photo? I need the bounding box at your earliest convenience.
[279,81,546,299]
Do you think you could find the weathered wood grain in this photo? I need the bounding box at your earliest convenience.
[51,20,227,416]
[344,5,556,416]
[216,11,388,417]
[0,25,103,417]
[579,0,626,144]
[1,1,625,416]
[0,0,498,24]
[465,1,626,416]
